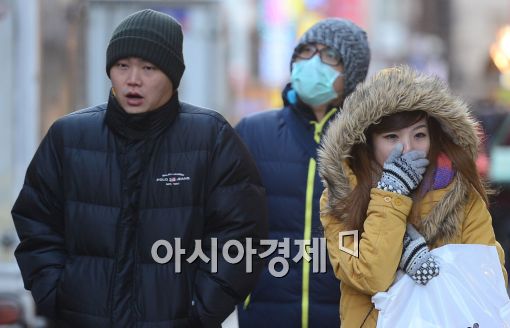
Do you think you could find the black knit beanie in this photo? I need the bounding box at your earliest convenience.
[293,18,370,99]
[106,9,185,89]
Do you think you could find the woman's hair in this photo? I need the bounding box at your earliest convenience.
[341,110,488,232]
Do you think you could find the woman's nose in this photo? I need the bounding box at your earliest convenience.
[402,138,412,153]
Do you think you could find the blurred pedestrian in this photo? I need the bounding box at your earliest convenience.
[235,18,370,328]
[319,66,507,327]
[12,9,267,327]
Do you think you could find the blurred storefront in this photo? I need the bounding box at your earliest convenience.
[0,0,40,260]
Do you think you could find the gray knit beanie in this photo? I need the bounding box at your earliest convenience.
[294,18,370,98]
[106,9,185,89]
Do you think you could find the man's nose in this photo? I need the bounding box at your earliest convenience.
[127,68,141,85]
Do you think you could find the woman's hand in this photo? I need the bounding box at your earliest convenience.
[400,224,440,285]
[377,144,429,195]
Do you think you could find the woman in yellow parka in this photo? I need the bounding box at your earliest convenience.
[318,66,507,328]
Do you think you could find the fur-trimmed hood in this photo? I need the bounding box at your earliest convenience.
[318,66,481,243]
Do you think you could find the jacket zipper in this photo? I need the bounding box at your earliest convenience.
[301,109,337,328]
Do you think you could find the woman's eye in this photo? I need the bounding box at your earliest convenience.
[144,66,154,71]
[415,132,427,138]
[384,134,398,140]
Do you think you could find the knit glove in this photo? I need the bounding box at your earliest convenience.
[377,144,429,195]
[400,224,440,285]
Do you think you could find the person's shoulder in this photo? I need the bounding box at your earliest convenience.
[239,108,282,126]
[179,101,227,126]
[50,103,107,132]
[39,104,106,146]
[236,108,283,135]
[236,108,284,135]
[68,103,107,116]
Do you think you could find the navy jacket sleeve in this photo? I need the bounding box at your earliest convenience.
[11,121,67,319]
[193,122,268,327]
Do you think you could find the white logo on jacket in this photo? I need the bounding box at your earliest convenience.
[156,173,191,186]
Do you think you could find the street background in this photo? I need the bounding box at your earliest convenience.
[0,1,510,323]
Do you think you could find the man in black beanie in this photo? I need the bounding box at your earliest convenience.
[235,18,370,328]
[12,9,268,328]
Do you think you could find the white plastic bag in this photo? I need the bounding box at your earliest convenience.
[372,244,510,327]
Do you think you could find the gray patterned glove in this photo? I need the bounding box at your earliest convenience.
[377,144,429,195]
[400,224,440,285]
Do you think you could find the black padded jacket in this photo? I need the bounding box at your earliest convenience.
[12,95,268,328]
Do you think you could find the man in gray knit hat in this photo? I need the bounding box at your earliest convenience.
[236,18,370,328]
[294,18,370,107]
[12,9,268,327]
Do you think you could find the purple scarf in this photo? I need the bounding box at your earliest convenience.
[430,153,455,191]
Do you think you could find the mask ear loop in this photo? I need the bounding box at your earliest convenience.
[287,89,298,105]
[287,57,299,106]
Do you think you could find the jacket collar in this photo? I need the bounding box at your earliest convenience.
[105,91,179,140]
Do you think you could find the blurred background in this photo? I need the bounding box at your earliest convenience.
[1,0,510,325]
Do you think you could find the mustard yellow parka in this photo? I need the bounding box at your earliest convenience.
[318,66,508,328]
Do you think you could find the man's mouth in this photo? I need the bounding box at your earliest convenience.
[125,92,144,106]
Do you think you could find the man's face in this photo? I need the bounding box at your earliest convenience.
[292,43,345,108]
[109,57,173,114]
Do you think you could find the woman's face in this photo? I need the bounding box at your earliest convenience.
[372,117,430,166]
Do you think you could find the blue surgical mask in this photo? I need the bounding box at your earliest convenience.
[290,55,341,106]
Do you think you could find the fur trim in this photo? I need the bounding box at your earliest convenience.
[318,66,479,243]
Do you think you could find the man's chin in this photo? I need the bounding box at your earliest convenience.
[121,102,150,114]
